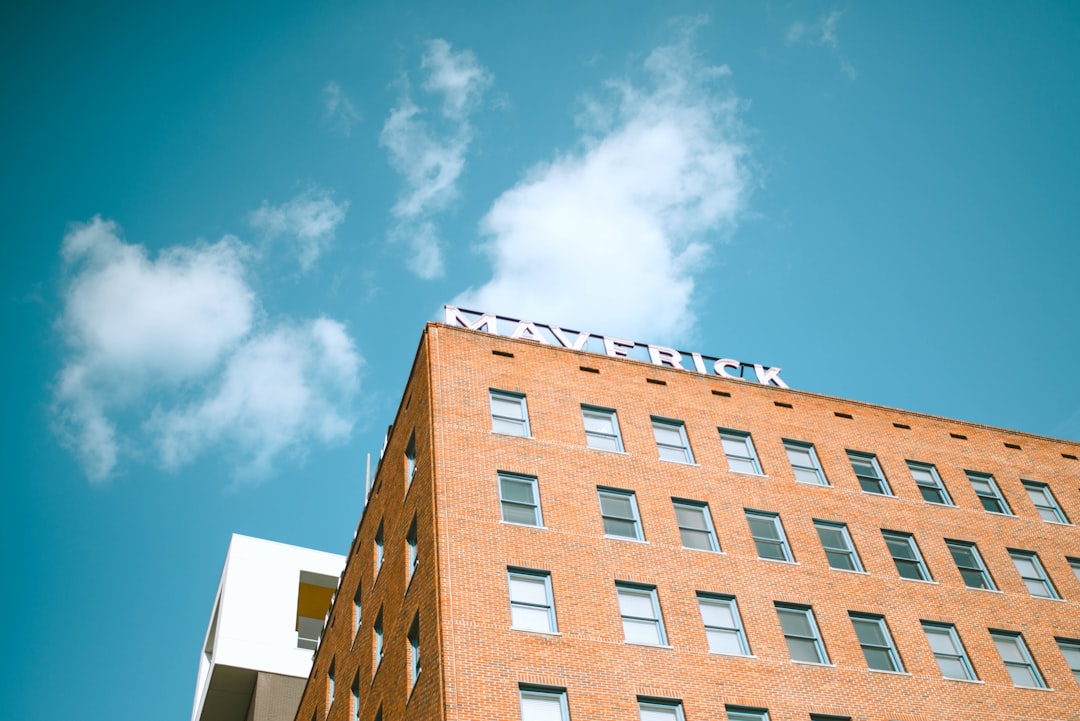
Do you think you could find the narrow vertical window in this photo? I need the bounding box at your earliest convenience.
[508,569,557,633]
[373,521,384,580]
[907,461,952,505]
[719,428,763,474]
[673,499,719,551]
[351,673,360,721]
[408,615,421,688]
[922,621,976,680]
[991,631,1045,687]
[1009,549,1059,598]
[698,593,750,656]
[407,517,418,582]
[966,471,1012,514]
[725,707,770,721]
[1056,638,1080,684]
[617,583,667,645]
[784,439,828,485]
[638,699,685,720]
[598,488,643,540]
[1070,557,1080,584]
[373,609,384,668]
[746,510,794,562]
[327,658,335,711]
[1023,480,1069,523]
[519,687,569,721]
[849,613,904,672]
[353,584,362,638]
[775,603,829,664]
[847,451,892,495]
[882,530,932,581]
[499,472,543,526]
[945,540,996,590]
[404,430,417,487]
[582,405,623,452]
[814,520,863,572]
[652,417,694,463]
[490,389,530,437]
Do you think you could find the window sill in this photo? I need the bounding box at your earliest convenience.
[1013,684,1054,691]
[625,642,674,649]
[500,521,548,530]
[965,586,1003,594]
[942,677,983,684]
[682,546,725,555]
[862,491,896,498]
[605,535,649,544]
[791,660,836,668]
[984,511,1017,518]
[491,431,533,440]
[1030,595,1068,602]
[867,669,912,677]
[829,567,869,575]
[657,458,699,467]
[795,480,831,488]
[709,651,756,659]
[1042,520,1073,527]
[586,447,629,455]
[924,501,957,508]
[510,628,562,637]
[898,577,938,585]
[729,470,767,478]
[757,558,799,566]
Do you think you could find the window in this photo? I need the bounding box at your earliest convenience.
[500,472,543,526]
[1009,549,1059,598]
[849,613,904,672]
[775,603,829,664]
[353,585,362,638]
[882,530,932,581]
[639,699,684,721]
[327,658,335,710]
[784,439,828,485]
[719,428,762,474]
[652,417,694,463]
[698,593,750,655]
[519,687,568,721]
[809,717,850,721]
[991,631,1045,688]
[374,521,384,577]
[351,674,360,721]
[582,405,623,452]
[746,510,794,562]
[725,707,769,721]
[407,518,418,582]
[617,583,667,645]
[814,520,862,572]
[1070,557,1080,584]
[1056,638,1080,684]
[847,451,891,495]
[408,615,421,687]
[508,569,557,633]
[673,499,719,551]
[599,488,643,540]
[1023,480,1069,523]
[373,609,384,667]
[922,622,976,680]
[966,471,1012,514]
[490,389,530,437]
[907,461,952,505]
[404,431,417,485]
[945,540,996,590]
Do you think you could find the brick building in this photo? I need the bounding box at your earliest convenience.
[295,311,1080,721]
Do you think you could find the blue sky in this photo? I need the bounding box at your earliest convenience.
[3,2,1080,718]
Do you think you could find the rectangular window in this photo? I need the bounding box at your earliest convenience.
[966,471,1012,514]
[698,593,750,656]
[373,609,384,668]
[847,451,891,495]
[746,510,794,562]
[407,518,418,582]
[351,674,360,721]
[519,687,569,721]
[673,499,719,551]
[638,699,685,721]
[408,616,421,687]
[991,631,1045,688]
[882,530,932,581]
[652,417,694,464]
[849,613,904,672]
[1023,480,1069,523]
[508,569,557,633]
[374,521,384,577]
[327,657,335,710]
[1009,549,1059,598]
[725,707,769,721]
[404,431,417,485]
[719,428,762,474]
[490,389,530,437]
[353,585,362,638]
[776,603,829,664]
[617,583,667,645]
[784,439,828,485]
[599,488,643,540]
[500,472,543,526]
[907,461,952,505]
[1070,557,1080,584]
[1056,638,1080,684]
[814,520,862,572]
[582,405,623,452]
[945,540,996,590]
[922,621,976,680]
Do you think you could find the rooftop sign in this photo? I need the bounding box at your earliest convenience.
[444,305,789,388]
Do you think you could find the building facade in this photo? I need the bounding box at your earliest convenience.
[296,317,1080,721]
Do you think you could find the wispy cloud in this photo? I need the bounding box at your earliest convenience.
[323,81,362,135]
[249,187,349,271]
[453,20,752,345]
[380,39,492,279]
[786,9,856,79]
[53,216,362,483]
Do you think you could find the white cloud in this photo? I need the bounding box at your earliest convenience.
[249,188,349,271]
[380,39,492,279]
[786,9,856,79]
[453,26,752,345]
[53,217,362,483]
[323,81,362,135]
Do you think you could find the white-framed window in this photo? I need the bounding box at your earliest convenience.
[673,499,719,551]
[991,630,1045,688]
[490,389,530,437]
[327,657,335,711]
[353,584,362,639]
[599,487,643,540]
[1056,637,1080,684]
[351,673,360,720]
[374,521,384,578]
[966,471,1012,514]
[408,615,421,687]
[725,706,770,721]
[945,540,996,590]
[1070,557,1080,584]
[719,428,763,474]
[882,530,932,581]
[847,451,892,495]
[652,417,694,464]
[508,569,557,633]
[698,593,750,656]
[784,439,828,485]
[850,613,904,672]
[907,461,952,505]
[404,430,417,485]
[373,609,384,668]
[922,621,976,680]
[582,405,623,452]
[638,698,685,721]
[519,687,569,721]
[1009,549,1059,598]
[775,603,829,664]
[1023,480,1069,523]
[814,520,863,572]
[746,510,794,562]
[499,472,543,526]
[407,518,418,582]
[617,583,667,645]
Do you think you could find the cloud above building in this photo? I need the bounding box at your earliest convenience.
[453,25,752,345]
[786,9,856,79]
[249,187,350,271]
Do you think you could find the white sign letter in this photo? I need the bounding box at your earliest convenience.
[603,336,635,358]
[753,364,789,388]
[549,325,591,350]
[690,352,708,374]
[444,305,497,334]
[648,345,683,369]
[714,358,741,379]
[510,321,545,343]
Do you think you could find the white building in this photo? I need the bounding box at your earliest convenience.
[191,534,345,721]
